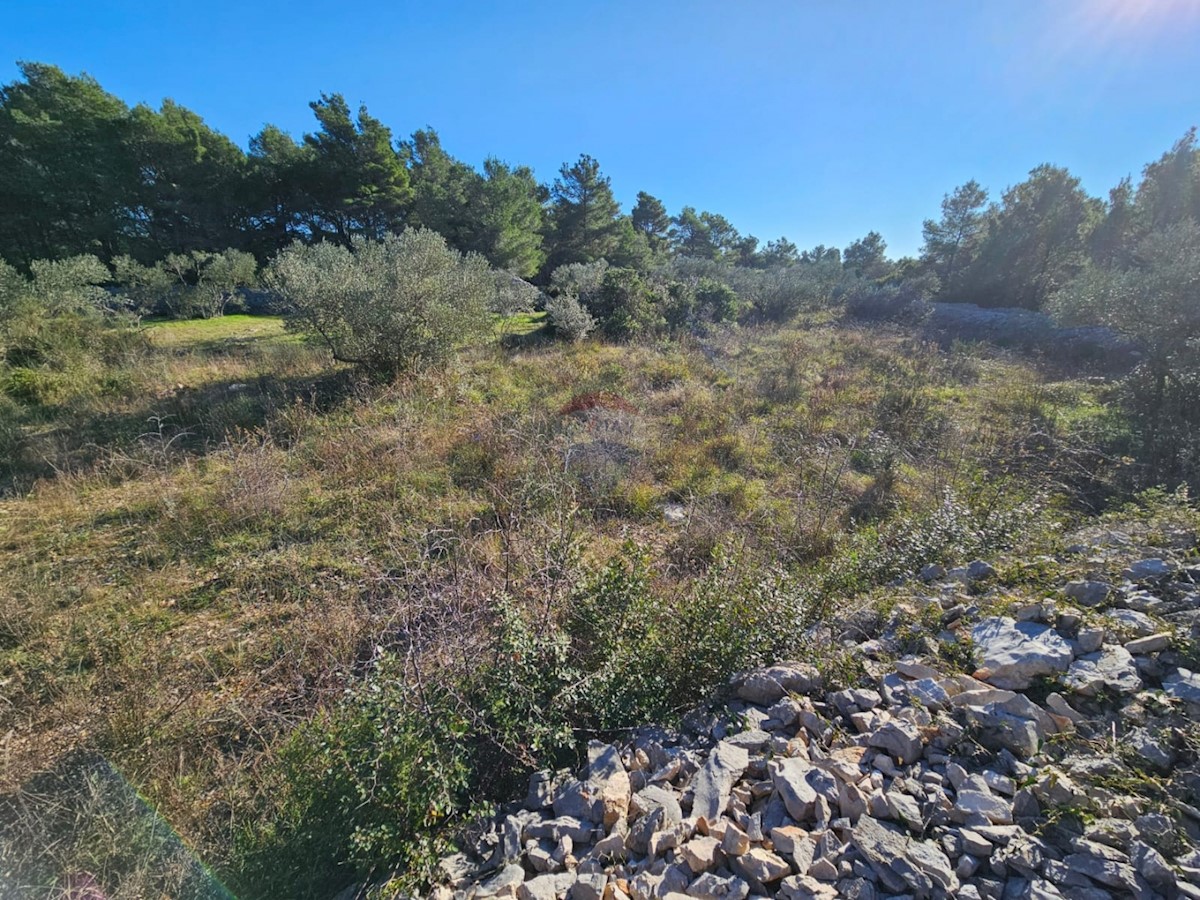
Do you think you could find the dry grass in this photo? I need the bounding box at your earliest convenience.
[0,313,1110,890]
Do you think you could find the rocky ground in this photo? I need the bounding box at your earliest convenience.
[417,528,1200,900]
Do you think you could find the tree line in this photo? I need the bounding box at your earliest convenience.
[5,60,1194,307]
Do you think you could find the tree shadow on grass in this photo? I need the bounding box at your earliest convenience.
[4,368,357,495]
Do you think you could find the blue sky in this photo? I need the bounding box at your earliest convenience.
[4,0,1200,256]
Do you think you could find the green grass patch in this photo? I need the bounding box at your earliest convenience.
[495,310,548,337]
[145,314,291,348]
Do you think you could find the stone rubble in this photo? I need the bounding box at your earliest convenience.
[423,544,1200,900]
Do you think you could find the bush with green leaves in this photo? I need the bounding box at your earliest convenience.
[545,292,595,342]
[844,277,935,323]
[232,662,477,899]
[115,248,258,319]
[549,260,609,304]
[1052,223,1200,488]
[1,255,140,405]
[695,277,740,325]
[489,270,540,318]
[268,229,494,375]
[231,543,814,898]
[587,267,667,340]
[729,263,844,323]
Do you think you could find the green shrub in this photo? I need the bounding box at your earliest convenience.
[268,230,494,376]
[589,268,666,340]
[728,263,843,323]
[818,488,1046,603]
[1,255,142,405]
[232,544,815,897]
[545,292,595,342]
[549,260,609,302]
[695,278,740,325]
[232,661,476,899]
[844,279,934,323]
[115,249,258,319]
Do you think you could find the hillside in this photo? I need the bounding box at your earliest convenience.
[1,305,1172,898]
[4,14,1200,899]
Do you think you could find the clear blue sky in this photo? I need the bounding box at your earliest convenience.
[4,0,1200,256]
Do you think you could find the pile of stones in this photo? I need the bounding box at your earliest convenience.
[423,547,1200,900]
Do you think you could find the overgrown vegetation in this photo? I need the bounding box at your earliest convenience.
[3,57,1200,900]
[0,302,1128,897]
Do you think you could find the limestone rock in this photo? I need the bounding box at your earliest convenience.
[734,665,823,705]
[1124,558,1175,581]
[866,719,924,765]
[769,757,818,822]
[1063,581,1110,607]
[1062,646,1141,696]
[971,617,1073,690]
[691,741,750,822]
[686,872,750,900]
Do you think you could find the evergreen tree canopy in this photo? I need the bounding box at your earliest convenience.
[0,63,139,265]
[961,165,1101,309]
[546,154,622,269]
[300,94,411,244]
[920,180,989,297]
[631,192,671,254]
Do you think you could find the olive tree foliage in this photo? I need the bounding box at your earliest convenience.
[725,262,844,323]
[488,270,540,318]
[2,255,120,364]
[550,260,609,306]
[162,249,258,318]
[1052,222,1200,486]
[544,292,595,342]
[268,229,493,376]
[1,254,140,405]
[113,248,257,318]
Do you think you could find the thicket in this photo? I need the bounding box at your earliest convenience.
[0,255,141,405]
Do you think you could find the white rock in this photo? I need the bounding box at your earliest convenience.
[680,836,721,873]
[1063,646,1141,696]
[971,617,1073,690]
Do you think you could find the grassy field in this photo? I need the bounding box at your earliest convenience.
[145,314,292,348]
[0,311,1125,897]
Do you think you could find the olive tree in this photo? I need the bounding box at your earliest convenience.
[1,255,140,405]
[268,229,493,375]
[1052,222,1200,486]
[550,260,609,307]
[162,249,257,318]
[114,249,257,318]
[545,292,595,342]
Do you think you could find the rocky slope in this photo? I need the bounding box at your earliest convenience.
[422,531,1200,900]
